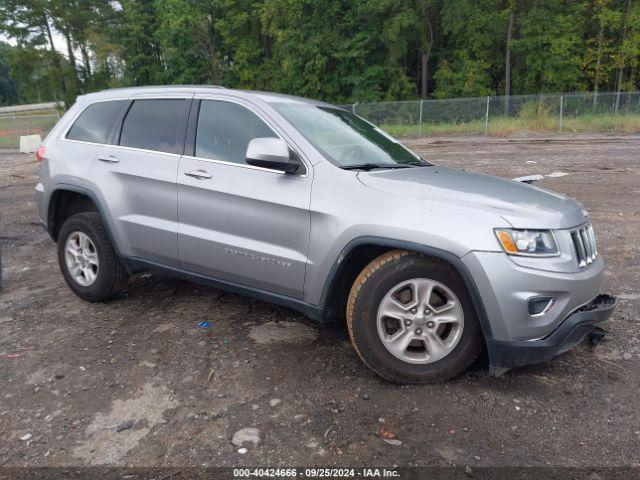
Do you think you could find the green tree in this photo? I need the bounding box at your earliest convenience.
[117,0,165,85]
[511,1,589,93]
[433,0,506,98]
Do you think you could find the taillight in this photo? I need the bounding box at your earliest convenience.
[36,145,46,162]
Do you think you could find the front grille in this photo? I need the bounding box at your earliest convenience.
[570,223,598,268]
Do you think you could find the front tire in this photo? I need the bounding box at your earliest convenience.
[57,212,128,302]
[346,250,483,383]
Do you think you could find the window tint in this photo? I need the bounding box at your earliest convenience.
[195,100,277,164]
[120,99,186,154]
[66,100,127,144]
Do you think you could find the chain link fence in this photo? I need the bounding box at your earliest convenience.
[339,92,640,136]
[0,112,60,148]
[0,92,637,149]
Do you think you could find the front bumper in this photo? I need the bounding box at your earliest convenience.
[463,251,605,341]
[461,250,615,373]
[487,294,617,372]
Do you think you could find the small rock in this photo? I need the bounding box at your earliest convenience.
[464,465,474,476]
[547,171,570,178]
[378,417,386,423]
[383,439,402,446]
[269,398,281,407]
[20,433,32,441]
[116,420,135,432]
[362,394,369,400]
[53,374,65,380]
[238,448,248,454]
[474,455,481,461]
[623,353,632,360]
[232,427,261,447]
[379,428,396,439]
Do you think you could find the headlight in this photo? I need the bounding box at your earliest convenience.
[495,229,559,256]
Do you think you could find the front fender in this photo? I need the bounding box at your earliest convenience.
[316,236,494,347]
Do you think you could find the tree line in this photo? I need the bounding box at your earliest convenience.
[0,0,639,107]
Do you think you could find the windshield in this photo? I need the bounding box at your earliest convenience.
[272,104,427,168]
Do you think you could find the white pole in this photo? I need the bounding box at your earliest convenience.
[485,96,490,136]
[559,94,564,132]
[418,99,424,135]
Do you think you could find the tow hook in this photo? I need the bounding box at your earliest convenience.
[588,326,608,347]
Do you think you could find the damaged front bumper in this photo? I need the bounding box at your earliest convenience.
[487,294,617,376]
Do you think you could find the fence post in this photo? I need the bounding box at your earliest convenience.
[418,99,424,135]
[484,96,490,136]
[352,103,356,114]
[559,94,564,132]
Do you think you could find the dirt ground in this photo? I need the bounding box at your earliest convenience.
[0,134,639,468]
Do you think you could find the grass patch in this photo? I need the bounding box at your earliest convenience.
[0,113,59,148]
[380,113,640,137]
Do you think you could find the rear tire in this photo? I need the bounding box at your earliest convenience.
[347,250,483,383]
[57,212,128,302]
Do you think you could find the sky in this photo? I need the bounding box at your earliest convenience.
[1,30,71,58]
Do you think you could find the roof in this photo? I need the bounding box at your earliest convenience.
[79,85,334,107]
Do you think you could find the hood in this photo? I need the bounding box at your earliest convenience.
[357,166,588,229]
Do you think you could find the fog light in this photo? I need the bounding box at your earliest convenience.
[528,297,555,316]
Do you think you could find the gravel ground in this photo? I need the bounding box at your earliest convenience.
[0,135,639,468]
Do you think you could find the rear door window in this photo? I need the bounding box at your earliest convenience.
[66,100,128,144]
[120,99,186,154]
[195,100,278,164]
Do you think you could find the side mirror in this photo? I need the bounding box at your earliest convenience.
[246,137,300,174]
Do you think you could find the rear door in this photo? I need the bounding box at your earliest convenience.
[177,97,312,299]
[104,96,192,266]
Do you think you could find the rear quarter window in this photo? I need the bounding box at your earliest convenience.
[66,100,128,144]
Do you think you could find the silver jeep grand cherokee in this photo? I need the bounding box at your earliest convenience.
[35,86,616,383]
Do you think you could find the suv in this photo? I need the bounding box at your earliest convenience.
[35,86,616,383]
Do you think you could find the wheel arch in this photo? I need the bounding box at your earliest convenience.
[47,185,123,258]
[317,237,494,343]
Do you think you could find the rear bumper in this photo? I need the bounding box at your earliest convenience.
[487,294,617,371]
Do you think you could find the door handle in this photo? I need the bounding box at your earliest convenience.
[97,155,120,164]
[184,169,212,180]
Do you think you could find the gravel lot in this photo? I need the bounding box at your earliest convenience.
[1,135,639,468]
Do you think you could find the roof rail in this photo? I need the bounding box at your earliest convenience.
[104,84,226,92]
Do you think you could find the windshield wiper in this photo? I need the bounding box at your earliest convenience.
[341,163,416,171]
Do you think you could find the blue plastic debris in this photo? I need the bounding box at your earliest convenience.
[197,321,211,329]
